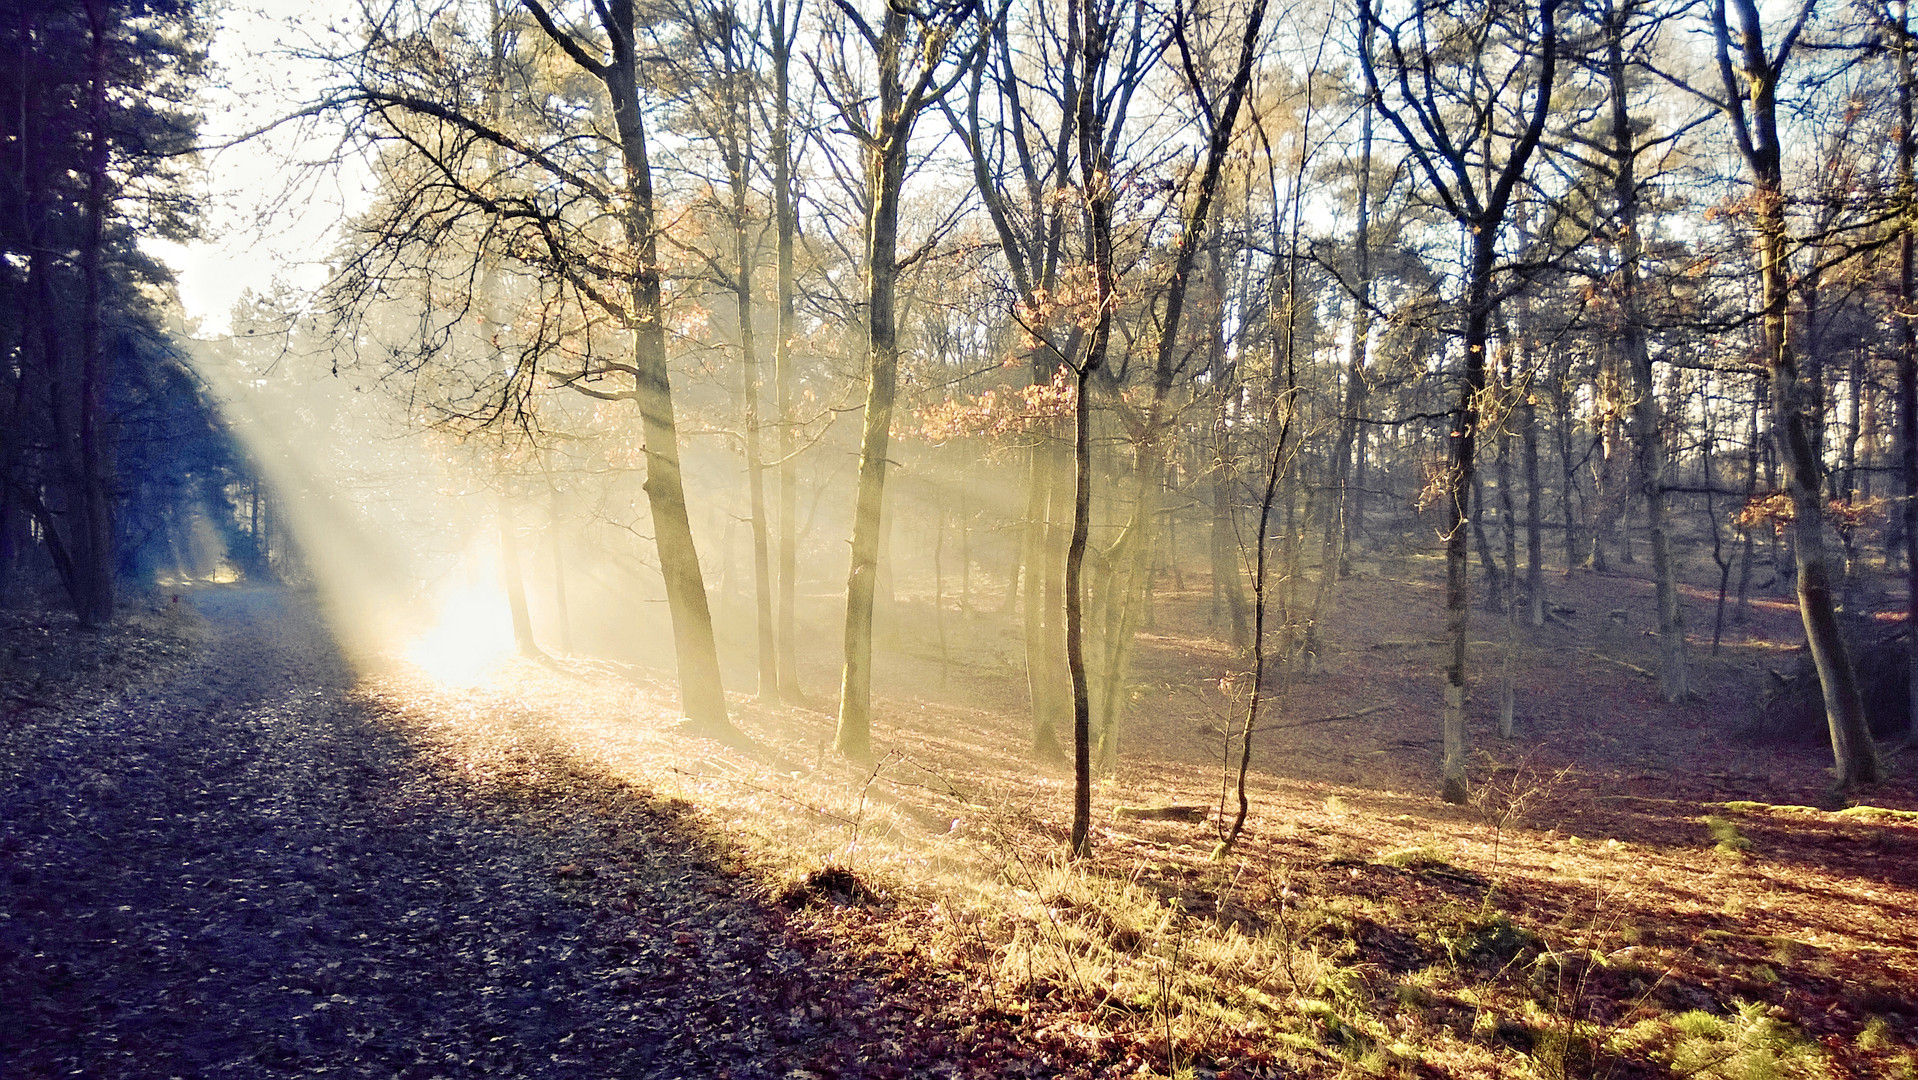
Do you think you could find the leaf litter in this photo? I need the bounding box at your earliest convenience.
[7,562,1918,1079]
[0,588,1078,1078]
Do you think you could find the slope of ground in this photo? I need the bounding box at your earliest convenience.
[5,549,1916,1080]
[0,590,1076,1078]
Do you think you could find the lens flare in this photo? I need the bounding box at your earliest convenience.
[405,569,516,686]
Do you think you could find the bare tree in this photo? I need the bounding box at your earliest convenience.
[819,0,980,759]
[946,0,1081,760]
[662,0,780,700]
[1359,0,1564,803]
[332,0,740,738]
[1595,0,1690,701]
[1705,0,1879,789]
[767,0,807,702]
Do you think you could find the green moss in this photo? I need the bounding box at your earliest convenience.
[1379,844,1450,870]
[1703,815,1754,859]
[1837,805,1918,822]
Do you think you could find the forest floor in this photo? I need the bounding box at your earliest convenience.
[0,592,1064,1078]
[4,548,1918,1079]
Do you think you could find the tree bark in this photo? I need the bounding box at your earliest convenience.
[1604,7,1687,700]
[1438,236,1506,803]
[1712,0,1878,789]
[1359,0,1561,803]
[1890,0,1918,736]
[771,0,804,702]
[833,171,901,760]
[499,498,540,657]
[835,1,966,757]
[520,0,735,734]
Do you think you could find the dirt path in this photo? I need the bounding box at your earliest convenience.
[0,590,1043,1079]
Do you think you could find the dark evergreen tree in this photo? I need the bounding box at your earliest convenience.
[0,0,216,619]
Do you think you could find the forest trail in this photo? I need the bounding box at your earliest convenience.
[0,589,1046,1080]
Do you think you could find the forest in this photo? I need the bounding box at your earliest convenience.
[4,0,1918,1075]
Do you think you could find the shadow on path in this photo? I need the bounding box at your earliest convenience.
[0,589,1050,1079]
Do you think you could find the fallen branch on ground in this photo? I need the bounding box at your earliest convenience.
[1112,804,1209,823]
[1579,649,1657,680]
[1251,703,1392,734]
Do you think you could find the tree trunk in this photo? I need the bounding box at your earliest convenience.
[1441,233,1500,805]
[1086,0,1262,772]
[1219,379,1296,857]
[834,15,913,758]
[1605,15,1687,700]
[75,0,114,627]
[1472,472,1504,615]
[1305,87,1371,670]
[524,0,738,734]
[1360,0,1563,802]
[1211,429,1250,651]
[771,0,804,703]
[1351,420,1369,550]
[1555,356,1581,575]
[1893,0,1918,735]
[1713,0,1878,789]
[1496,368,1519,737]
[1002,523,1021,615]
[1094,453,1156,771]
[1067,175,1108,858]
[730,119,778,702]
[0,282,31,607]
[1520,330,1545,626]
[1704,405,1736,653]
[1589,363,1625,573]
[1843,342,1865,504]
[1023,431,1065,758]
[1066,358,1098,856]
[499,498,539,657]
[1735,392,1761,623]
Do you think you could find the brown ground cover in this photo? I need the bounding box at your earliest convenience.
[4,549,1915,1079]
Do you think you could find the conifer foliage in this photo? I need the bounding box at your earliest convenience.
[0,0,230,621]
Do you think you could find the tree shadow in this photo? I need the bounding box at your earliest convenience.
[0,588,1085,1080]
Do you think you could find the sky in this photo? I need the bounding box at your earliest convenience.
[144,0,368,336]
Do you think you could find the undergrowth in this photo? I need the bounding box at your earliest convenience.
[655,750,1862,1079]
[419,656,1911,1079]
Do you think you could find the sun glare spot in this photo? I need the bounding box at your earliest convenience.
[405,575,516,686]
